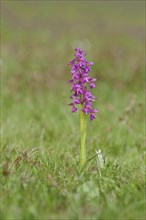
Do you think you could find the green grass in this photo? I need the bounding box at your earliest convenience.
[0,1,145,219]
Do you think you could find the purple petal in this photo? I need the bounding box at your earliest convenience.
[91,108,98,113]
[68,59,75,66]
[74,99,80,104]
[82,108,90,114]
[90,114,96,120]
[90,82,96,88]
[72,106,77,113]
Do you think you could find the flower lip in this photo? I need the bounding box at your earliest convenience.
[72,106,77,113]
[82,107,90,114]
[90,82,96,89]
[90,114,96,120]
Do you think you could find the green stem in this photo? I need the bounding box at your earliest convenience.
[80,105,86,166]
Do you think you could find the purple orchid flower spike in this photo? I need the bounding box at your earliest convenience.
[68,48,98,167]
[68,48,98,120]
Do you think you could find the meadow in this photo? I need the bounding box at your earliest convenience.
[0,1,145,219]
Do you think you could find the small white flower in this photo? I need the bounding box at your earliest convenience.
[96,149,105,175]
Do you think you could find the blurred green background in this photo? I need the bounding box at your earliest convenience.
[1,1,145,219]
[1,0,145,145]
